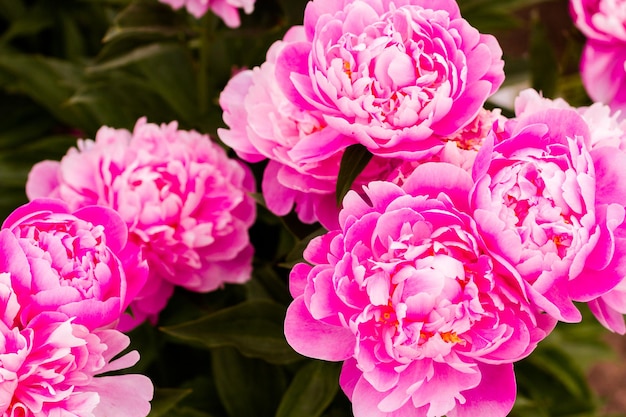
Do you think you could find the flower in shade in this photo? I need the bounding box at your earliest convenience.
[285,163,553,417]
[570,0,626,116]
[1,199,147,331]
[470,104,626,331]
[26,118,256,329]
[219,27,402,229]
[274,0,504,159]
[159,0,255,27]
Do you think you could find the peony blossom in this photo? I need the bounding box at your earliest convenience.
[285,163,553,417]
[470,104,626,330]
[0,229,153,416]
[274,0,504,159]
[1,199,147,331]
[219,27,402,229]
[0,312,153,417]
[570,0,626,116]
[514,88,626,150]
[159,0,255,28]
[512,90,626,333]
[26,118,256,329]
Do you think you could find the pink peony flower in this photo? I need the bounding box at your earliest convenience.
[514,88,626,150]
[570,0,626,115]
[219,27,402,229]
[274,0,504,160]
[285,163,553,417]
[26,118,256,329]
[1,199,147,331]
[470,105,626,330]
[159,0,255,27]
[0,312,153,417]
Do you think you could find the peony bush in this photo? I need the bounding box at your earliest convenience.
[1,0,625,416]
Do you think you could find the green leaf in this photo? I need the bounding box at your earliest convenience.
[246,263,292,305]
[529,11,558,98]
[212,347,287,417]
[101,0,183,44]
[168,408,216,417]
[0,51,99,130]
[0,11,53,44]
[275,360,341,417]
[514,343,599,416]
[160,299,302,364]
[279,227,326,269]
[87,42,177,73]
[148,388,193,417]
[0,0,26,21]
[335,144,373,206]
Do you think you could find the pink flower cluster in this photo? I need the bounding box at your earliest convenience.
[570,0,626,116]
[9,0,626,415]
[27,118,257,329]
[285,85,626,416]
[0,201,153,416]
[159,0,255,27]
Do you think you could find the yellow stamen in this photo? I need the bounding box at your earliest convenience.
[440,331,464,345]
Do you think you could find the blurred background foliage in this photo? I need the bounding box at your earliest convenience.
[0,0,622,416]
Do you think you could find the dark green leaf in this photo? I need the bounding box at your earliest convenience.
[148,388,193,417]
[246,264,292,305]
[275,360,341,417]
[514,344,599,416]
[0,0,26,21]
[0,52,98,129]
[529,12,558,98]
[160,299,302,364]
[102,0,183,44]
[212,347,287,417]
[335,144,372,206]
[279,227,326,269]
[168,408,216,417]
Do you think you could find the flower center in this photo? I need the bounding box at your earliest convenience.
[325,6,459,127]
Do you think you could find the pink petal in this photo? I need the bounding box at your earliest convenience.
[90,374,153,417]
[284,297,354,361]
[447,363,516,417]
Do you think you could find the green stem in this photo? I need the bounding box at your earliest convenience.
[198,13,216,115]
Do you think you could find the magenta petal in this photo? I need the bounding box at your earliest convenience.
[75,205,128,253]
[351,376,394,417]
[262,161,297,217]
[570,243,626,302]
[0,230,30,289]
[275,42,316,109]
[339,358,361,399]
[284,297,354,361]
[592,147,626,206]
[588,298,626,334]
[432,80,491,136]
[447,363,516,417]
[403,162,473,212]
[2,198,69,230]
